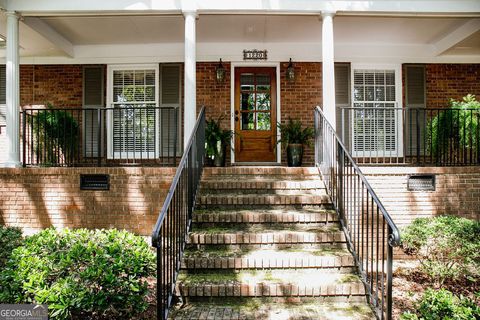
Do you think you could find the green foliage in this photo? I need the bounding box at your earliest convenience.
[30,104,80,165]
[0,228,155,319]
[428,94,480,158]
[0,226,23,269]
[400,288,480,320]
[205,116,234,158]
[401,215,480,285]
[277,118,315,148]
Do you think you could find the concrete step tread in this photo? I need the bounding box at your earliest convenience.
[200,191,327,197]
[191,223,340,234]
[169,299,375,320]
[193,208,338,224]
[178,269,362,287]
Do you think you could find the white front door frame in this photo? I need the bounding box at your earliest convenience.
[230,61,281,164]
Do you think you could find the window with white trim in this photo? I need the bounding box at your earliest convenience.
[352,67,402,157]
[107,65,159,159]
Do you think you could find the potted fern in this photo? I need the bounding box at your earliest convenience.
[205,117,233,167]
[277,118,314,167]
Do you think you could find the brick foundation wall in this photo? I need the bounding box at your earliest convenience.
[426,64,480,108]
[363,166,480,223]
[0,167,174,235]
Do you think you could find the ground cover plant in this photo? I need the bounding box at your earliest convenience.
[0,228,156,320]
[394,215,480,319]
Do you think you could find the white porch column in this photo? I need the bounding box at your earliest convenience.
[322,11,336,129]
[183,10,197,149]
[4,12,21,167]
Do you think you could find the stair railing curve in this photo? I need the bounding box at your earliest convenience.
[151,106,206,320]
[314,106,400,320]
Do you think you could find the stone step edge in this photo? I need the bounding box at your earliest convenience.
[193,212,338,224]
[188,232,346,245]
[176,282,365,297]
[182,255,355,269]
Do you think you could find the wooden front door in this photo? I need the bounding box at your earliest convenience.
[234,67,277,162]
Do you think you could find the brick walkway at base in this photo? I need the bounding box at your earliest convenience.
[170,302,376,320]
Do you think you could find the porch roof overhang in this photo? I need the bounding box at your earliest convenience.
[2,0,480,17]
[0,1,479,64]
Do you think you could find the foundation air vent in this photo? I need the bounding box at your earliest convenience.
[80,174,110,190]
[407,174,435,191]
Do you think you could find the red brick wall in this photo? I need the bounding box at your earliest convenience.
[195,61,321,166]
[280,62,322,166]
[20,65,84,108]
[0,168,174,235]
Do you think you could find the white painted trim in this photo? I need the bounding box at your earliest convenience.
[230,61,281,164]
[350,63,404,158]
[433,18,480,56]
[22,17,75,57]
[7,0,480,16]
[106,63,160,159]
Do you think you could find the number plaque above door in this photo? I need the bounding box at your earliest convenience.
[243,49,268,61]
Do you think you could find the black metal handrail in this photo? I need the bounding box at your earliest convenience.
[339,106,480,166]
[151,106,206,320]
[21,105,179,167]
[315,106,400,320]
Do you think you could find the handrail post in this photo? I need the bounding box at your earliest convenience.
[387,226,394,320]
[22,110,26,167]
[337,142,344,222]
[416,108,421,164]
[97,108,102,167]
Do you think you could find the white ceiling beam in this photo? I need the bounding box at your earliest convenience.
[433,18,480,56]
[4,0,480,17]
[22,17,74,57]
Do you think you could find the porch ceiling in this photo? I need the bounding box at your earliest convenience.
[0,14,479,61]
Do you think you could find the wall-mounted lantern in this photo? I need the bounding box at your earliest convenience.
[216,59,226,83]
[286,58,295,82]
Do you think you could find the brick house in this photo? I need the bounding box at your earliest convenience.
[0,1,479,231]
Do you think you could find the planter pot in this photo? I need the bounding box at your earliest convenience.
[213,142,227,167]
[286,143,303,167]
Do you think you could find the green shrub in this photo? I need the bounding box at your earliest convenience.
[0,228,155,319]
[428,94,480,159]
[0,226,23,268]
[400,288,480,320]
[401,215,480,285]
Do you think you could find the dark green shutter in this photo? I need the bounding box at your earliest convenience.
[0,65,6,127]
[160,64,181,156]
[83,66,105,157]
[335,63,351,151]
[405,65,426,156]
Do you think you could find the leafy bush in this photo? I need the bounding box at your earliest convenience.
[0,228,155,319]
[428,94,480,159]
[277,118,315,147]
[0,226,23,268]
[400,288,480,320]
[401,215,480,285]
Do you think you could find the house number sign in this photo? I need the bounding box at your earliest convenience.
[243,49,268,60]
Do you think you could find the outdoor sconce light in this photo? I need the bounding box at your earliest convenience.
[286,58,295,82]
[216,58,226,83]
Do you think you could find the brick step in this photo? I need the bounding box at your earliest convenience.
[176,269,365,298]
[200,185,326,195]
[193,208,338,224]
[202,167,319,176]
[185,242,349,252]
[188,229,346,246]
[169,298,375,320]
[201,177,323,188]
[182,247,355,270]
[197,193,330,207]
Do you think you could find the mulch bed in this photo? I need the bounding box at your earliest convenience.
[392,260,479,319]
